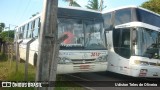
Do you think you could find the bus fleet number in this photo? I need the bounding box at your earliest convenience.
[91,52,100,57]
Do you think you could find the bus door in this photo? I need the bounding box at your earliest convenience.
[112,28,131,74]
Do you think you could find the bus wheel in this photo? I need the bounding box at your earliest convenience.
[33,54,38,67]
[19,58,24,63]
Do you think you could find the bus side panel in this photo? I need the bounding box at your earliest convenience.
[106,31,118,72]
[29,39,39,66]
[19,44,27,60]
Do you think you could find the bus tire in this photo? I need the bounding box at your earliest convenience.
[33,53,38,67]
[19,58,24,63]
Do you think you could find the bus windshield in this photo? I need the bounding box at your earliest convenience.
[135,27,160,59]
[58,18,106,50]
[113,27,160,59]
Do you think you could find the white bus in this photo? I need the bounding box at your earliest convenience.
[15,7,108,74]
[103,6,160,78]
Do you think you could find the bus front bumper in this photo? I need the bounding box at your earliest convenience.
[130,65,160,78]
[57,62,108,74]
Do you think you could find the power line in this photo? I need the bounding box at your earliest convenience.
[14,0,22,20]
[16,0,31,25]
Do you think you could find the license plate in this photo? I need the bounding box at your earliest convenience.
[80,65,90,69]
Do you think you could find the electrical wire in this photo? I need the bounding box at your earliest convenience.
[16,0,31,25]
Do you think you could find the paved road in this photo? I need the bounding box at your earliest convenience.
[61,71,160,90]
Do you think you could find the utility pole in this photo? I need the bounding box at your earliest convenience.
[99,0,106,12]
[24,38,35,80]
[100,0,103,11]
[36,0,58,90]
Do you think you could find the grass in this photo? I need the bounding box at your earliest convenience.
[0,53,85,90]
[0,53,35,90]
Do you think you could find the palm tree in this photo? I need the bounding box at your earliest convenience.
[86,0,106,11]
[63,0,81,7]
[0,23,5,32]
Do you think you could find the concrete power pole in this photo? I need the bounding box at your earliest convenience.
[36,0,58,90]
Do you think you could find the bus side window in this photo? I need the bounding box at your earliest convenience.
[113,28,131,58]
[23,24,28,39]
[159,33,160,45]
[38,18,41,35]
[26,23,29,38]
[27,22,32,38]
[33,18,40,38]
[18,28,21,39]
[19,27,23,39]
[158,32,160,59]
[114,8,131,26]
[21,26,25,39]
[32,20,35,38]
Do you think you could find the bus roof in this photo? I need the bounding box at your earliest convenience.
[17,6,101,28]
[102,5,160,17]
[102,5,137,14]
[60,6,101,13]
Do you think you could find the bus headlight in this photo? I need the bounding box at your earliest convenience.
[95,55,108,62]
[58,57,72,64]
[134,60,149,66]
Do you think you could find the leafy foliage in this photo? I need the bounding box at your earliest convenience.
[86,0,106,11]
[141,0,160,14]
[63,0,81,7]
[0,30,15,42]
[0,23,5,32]
[86,0,99,10]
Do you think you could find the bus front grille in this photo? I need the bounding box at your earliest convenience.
[71,59,95,64]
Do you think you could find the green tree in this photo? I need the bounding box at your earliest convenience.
[63,0,81,7]
[86,0,106,11]
[141,0,160,14]
[0,30,14,42]
[0,23,5,32]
